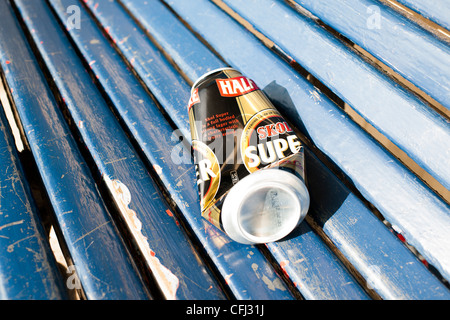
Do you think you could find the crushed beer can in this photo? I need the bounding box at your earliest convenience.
[188,68,309,244]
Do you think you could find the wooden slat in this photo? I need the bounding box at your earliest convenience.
[0,0,150,300]
[0,100,68,299]
[163,0,450,295]
[221,0,450,193]
[48,0,294,299]
[395,0,450,30]
[83,0,370,299]
[292,0,450,113]
[14,0,225,300]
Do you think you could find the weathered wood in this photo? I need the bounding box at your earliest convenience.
[49,0,295,300]
[395,0,450,30]
[0,0,447,300]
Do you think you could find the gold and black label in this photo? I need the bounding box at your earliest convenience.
[189,68,304,231]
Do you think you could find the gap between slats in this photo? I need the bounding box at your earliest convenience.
[45,0,293,299]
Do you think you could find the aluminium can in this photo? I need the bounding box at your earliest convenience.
[188,68,309,244]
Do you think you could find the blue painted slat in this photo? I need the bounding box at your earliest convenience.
[265,219,370,300]
[396,0,450,30]
[15,0,225,300]
[164,0,450,290]
[222,0,450,192]
[119,0,373,300]
[49,0,294,300]
[0,102,68,300]
[119,0,225,100]
[0,0,150,300]
[292,0,450,112]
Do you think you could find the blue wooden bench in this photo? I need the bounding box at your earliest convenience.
[0,0,448,300]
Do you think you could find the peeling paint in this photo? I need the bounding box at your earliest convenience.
[279,260,290,279]
[251,262,286,292]
[103,175,179,299]
[7,235,34,252]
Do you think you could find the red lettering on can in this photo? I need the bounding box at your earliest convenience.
[265,124,277,137]
[275,122,286,134]
[257,126,267,140]
[216,76,259,97]
[257,121,293,139]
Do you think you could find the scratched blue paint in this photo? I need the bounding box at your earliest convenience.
[396,0,450,30]
[293,0,450,112]
[149,0,450,299]
[120,0,371,300]
[14,0,225,300]
[0,0,150,300]
[0,103,68,299]
[164,0,450,295]
[48,0,294,299]
[222,0,450,192]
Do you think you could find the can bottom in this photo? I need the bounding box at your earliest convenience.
[221,169,310,244]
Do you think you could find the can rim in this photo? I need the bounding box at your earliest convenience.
[221,168,309,244]
[191,67,237,94]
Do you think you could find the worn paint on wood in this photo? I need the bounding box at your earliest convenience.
[292,0,450,112]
